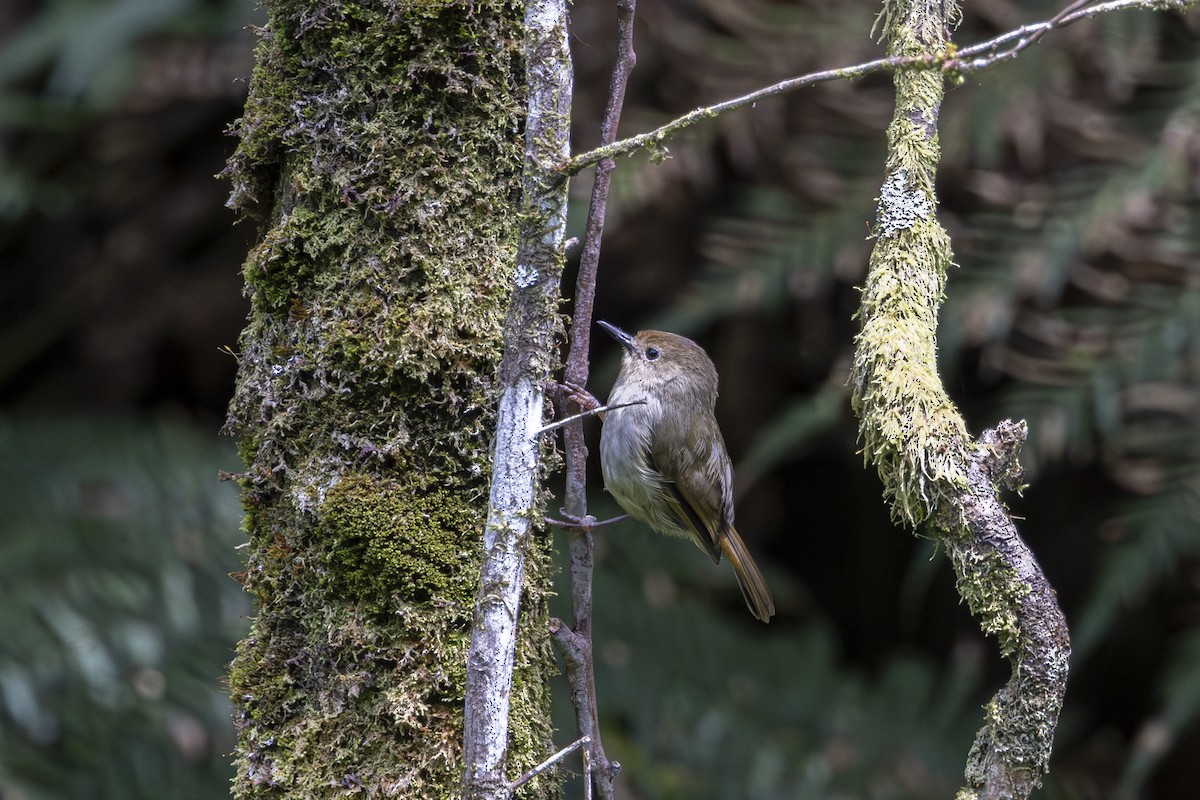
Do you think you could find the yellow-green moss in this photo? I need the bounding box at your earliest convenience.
[950,544,1029,658]
[223,1,559,798]
[319,475,477,612]
[851,7,970,529]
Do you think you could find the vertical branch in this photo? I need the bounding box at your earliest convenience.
[462,1,571,798]
[553,1,638,797]
[957,423,1071,800]
[562,0,638,398]
[850,2,1069,799]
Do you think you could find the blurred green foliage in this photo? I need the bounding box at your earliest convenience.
[570,1,1200,797]
[553,520,984,800]
[0,0,251,218]
[0,418,247,799]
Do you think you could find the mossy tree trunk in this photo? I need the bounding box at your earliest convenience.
[222,2,557,798]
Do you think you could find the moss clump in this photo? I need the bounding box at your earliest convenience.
[319,475,477,613]
[851,9,969,529]
[949,543,1028,658]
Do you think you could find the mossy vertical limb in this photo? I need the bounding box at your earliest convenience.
[851,3,1069,798]
[464,0,572,796]
[223,2,557,798]
[852,5,967,526]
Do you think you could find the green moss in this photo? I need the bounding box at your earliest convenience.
[319,475,477,613]
[949,544,1028,658]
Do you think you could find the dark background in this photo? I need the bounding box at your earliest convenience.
[2,0,1199,798]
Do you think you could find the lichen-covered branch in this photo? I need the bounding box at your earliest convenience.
[954,423,1071,800]
[563,0,1191,175]
[562,58,889,175]
[849,2,1070,798]
[462,1,572,799]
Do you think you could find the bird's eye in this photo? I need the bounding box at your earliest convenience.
[645,346,660,361]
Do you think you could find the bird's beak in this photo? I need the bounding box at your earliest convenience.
[598,320,638,354]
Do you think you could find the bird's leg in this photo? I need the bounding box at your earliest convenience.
[545,510,628,530]
[535,382,610,436]
[559,381,604,417]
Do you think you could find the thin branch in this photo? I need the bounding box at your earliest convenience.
[951,0,1163,68]
[545,513,628,530]
[562,0,1184,175]
[534,400,644,436]
[552,1,639,797]
[957,0,1094,62]
[508,736,591,792]
[562,58,890,174]
[582,739,593,800]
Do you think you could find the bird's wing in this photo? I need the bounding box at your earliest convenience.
[650,425,730,564]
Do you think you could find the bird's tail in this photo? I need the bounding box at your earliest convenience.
[720,527,775,623]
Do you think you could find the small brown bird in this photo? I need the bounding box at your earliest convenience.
[597,321,775,622]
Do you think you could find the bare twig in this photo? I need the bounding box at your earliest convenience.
[952,0,1122,68]
[582,740,593,800]
[545,513,629,530]
[508,736,591,792]
[535,400,644,436]
[563,0,1184,175]
[551,1,639,797]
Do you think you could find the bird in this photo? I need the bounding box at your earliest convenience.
[596,320,775,622]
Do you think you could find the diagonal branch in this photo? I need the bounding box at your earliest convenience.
[561,57,890,175]
[508,736,590,793]
[949,0,1183,68]
[562,0,1190,175]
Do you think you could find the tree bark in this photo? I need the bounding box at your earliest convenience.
[222,2,556,797]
